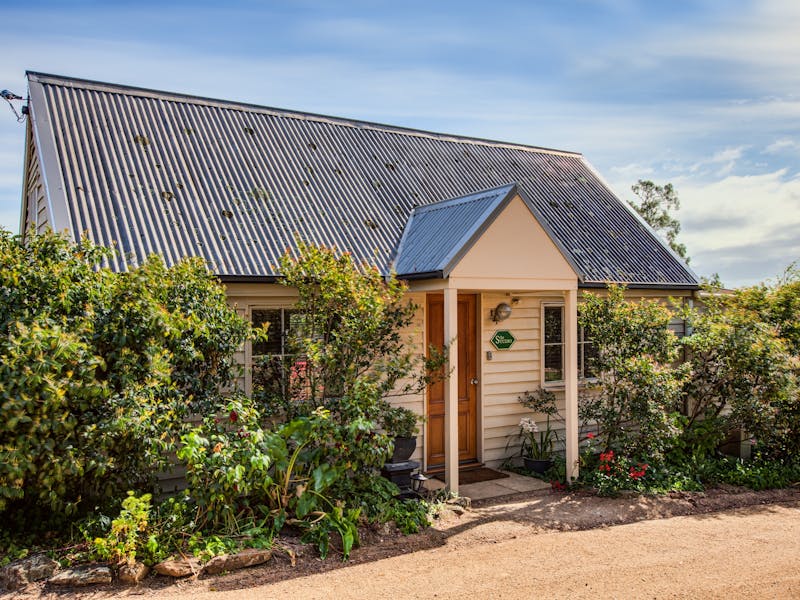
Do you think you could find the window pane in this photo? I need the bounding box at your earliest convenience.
[544,344,563,382]
[252,309,282,356]
[581,341,599,379]
[544,306,563,343]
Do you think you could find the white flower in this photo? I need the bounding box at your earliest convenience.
[519,417,539,434]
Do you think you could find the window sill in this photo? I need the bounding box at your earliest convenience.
[542,378,599,391]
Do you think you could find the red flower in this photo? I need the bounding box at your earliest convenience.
[229,409,238,423]
[599,450,615,463]
[587,432,596,439]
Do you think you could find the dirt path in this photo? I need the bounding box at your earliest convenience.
[26,489,800,599]
[159,501,800,599]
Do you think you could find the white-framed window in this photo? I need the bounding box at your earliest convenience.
[250,307,305,398]
[542,303,596,385]
[543,304,565,383]
[251,307,302,359]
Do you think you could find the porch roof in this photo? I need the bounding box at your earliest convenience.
[393,184,517,279]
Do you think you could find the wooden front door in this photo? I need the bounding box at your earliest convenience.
[426,293,478,470]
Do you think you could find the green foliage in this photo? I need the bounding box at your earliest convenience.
[578,286,685,460]
[342,474,430,534]
[581,450,651,496]
[300,505,361,561]
[380,404,421,438]
[0,229,249,521]
[89,492,159,566]
[252,243,435,534]
[515,416,556,460]
[509,388,561,461]
[629,180,689,262]
[681,283,797,461]
[177,396,282,532]
[276,242,421,407]
[713,458,800,491]
[380,499,430,535]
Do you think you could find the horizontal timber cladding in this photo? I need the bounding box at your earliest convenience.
[480,292,545,466]
[23,129,51,236]
[388,292,426,464]
[218,284,691,470]
[478,289,692,467]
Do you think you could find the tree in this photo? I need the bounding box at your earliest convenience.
[629,180,689,263]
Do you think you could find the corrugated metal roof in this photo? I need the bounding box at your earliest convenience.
[25,71,699,288]
[394,184,515,278]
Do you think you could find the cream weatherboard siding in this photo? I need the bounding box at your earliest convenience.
[390,292,426,464]
[22,129,50,236]
[481,292,540,465]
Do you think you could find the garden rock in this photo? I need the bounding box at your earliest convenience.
[154,558,201,578]
[201,548,273,576]
[118,561,149,584]
[0,554,59,590]
[49,565,112,587]
[447,496,471,510]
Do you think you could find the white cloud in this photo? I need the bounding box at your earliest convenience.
[764,138,800,155]
[679,170,800,285]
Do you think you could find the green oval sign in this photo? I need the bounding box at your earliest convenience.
[491,330,516,350]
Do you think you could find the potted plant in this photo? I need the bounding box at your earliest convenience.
[517,416,556,474]
[381,405,421,462]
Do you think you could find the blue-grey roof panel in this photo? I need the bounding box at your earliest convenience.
[25,72,699,287]
[394,184,515,277]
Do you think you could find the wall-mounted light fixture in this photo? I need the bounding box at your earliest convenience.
[490,302,513,323]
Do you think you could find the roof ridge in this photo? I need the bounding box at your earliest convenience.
[26,71,582,158]
[413,183,516,213]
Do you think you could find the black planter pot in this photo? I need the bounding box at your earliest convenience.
[523,457,553,475]
[391,436,416,462]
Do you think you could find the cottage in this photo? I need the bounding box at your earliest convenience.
[19,72,699,491]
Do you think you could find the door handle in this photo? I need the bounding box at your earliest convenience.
[470,378,479,385]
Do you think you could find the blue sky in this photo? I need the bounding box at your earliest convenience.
[1,0,798,287]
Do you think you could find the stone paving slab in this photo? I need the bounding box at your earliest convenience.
[422,469,550,500]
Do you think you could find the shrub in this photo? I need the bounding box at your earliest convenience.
[380,404,421,438]
[89,492,158,566]
[578,285,685,460]
[254,243,438,508]
[680,283,797,462]
[0,230,249,522]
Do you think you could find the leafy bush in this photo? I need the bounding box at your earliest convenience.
[578,285,685,460]
[253,243,436,531]
[0,230,249,521]
[581,450,651,496]
[89,492,158,566]
[276,242,420,406]
[380,404,421,438]
[680,279,798,462]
